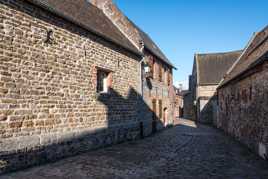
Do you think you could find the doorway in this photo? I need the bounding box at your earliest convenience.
[152,99,157,133]
[163,107,168,126]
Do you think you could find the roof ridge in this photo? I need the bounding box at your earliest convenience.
[126,13,175,68]
[196,50,243,57]
[218,25,268,88]
[219,33,258,86]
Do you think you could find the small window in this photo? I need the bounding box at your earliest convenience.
[159,100,162,119]
[97,69,110,93]
[152,59,155,79]
[150,57,155,79]
[159,64,162,82]
[164,67,167,84]
[168,70,171,86]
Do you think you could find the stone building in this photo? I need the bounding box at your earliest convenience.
[0,0,175,173]
[174,87,185,118]
[190,50,242,123]
[92,0,176,130]
[217,26,268,159]
[182,91,192,119]
[183,75,194,120]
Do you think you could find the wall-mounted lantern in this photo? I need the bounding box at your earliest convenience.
[143,62,152,79]
[144,62,150,73]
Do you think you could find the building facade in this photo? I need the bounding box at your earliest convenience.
[217,26,268,159]
[189,50,242,124]
[183,75,195,120]
[0,0,175,174]
[92,0,176,130]
[174,87,184,118]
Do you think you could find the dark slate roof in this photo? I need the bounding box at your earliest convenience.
[139,30,175,68]
[26,0,141,56]
[195,50,242,85]
[219,25,268,88]
[129,21,175,68]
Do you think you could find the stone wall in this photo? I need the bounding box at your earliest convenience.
[198,96,217,124]
[196,85,217,124]
[142,50,175,129]
[91,0,175,129]
[183,93,193,120]
[217,27,268,159]
[174,94,183,118]
[0,0,150,174]
[197,85,217,98]
[217,61,268,159]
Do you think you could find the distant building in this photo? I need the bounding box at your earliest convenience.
[190,50,242,123]
[174,87,186,118]
[217,26,268,159]
[183,75,195,120]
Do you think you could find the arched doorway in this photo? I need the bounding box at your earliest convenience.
[163,107,168,126]
[179,107,184,118]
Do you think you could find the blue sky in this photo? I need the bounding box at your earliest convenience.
[114,0,268,89]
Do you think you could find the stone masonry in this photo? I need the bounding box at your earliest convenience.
[217,26,268,159]
[218,62,268,159]
[92,0,176,129]
[188,51,242,124]
[0,0,153,174]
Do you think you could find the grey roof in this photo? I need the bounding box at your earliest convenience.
[219,25,268,88]
[195,50,242,85]
[139,30,175,68]
[26,0,141,56]
[128,21,175,68]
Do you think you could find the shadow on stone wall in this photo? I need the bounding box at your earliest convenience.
[0,87,165,175]
[198,95,218,125]
[0,1,166,175]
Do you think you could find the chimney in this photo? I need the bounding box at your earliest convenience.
[91,0,143,50]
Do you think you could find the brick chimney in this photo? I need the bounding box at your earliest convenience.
[91,0,143,50]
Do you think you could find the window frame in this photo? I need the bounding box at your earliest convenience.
[159,63,162,82]
[96,67,113,94]
[158,99,162,119]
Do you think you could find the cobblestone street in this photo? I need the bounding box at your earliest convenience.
[1,119,268,179]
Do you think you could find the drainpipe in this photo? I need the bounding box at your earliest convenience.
[140,57,145,99]
[138,42,145,137]
[139,41,145,99]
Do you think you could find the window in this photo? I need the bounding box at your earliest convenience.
[149,56,155,79]
[152,59,155,79]
[164,67,167,84]
[159,64,162,82]
[159,100,162,119]
[97,69,110,93]
[168,70,171,86]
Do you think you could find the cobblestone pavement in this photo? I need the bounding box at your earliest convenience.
[2,119,268,179]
